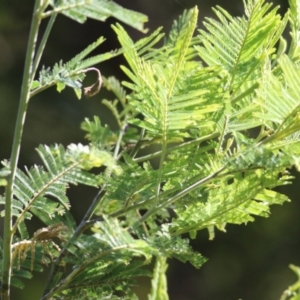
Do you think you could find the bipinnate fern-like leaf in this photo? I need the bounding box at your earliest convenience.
[195,0,288,133]
[59,218,202,300]
[31,25,164,100]
[0,142,120,291]
[45,217,154,299]
[113,8,221,138]
[170,168,291,237]
[196,0,286,89]
[30,0,148,100]
[255,55,300,140]
[30,0,148,99]
[1,143,117,231]
[113,7,227,206]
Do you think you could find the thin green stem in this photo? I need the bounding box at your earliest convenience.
[1,1,43,298]
[84,164,265,232]
[42,186,106,296]
[132,166,226,228]
[41,245,129,300]
[30,80,56,98]
[133,131,219,163]
[155,141,166,206]
[31,12,57,83]
[130,128,145,158]
[114,122,128,159]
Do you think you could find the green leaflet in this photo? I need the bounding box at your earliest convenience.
[288,0,300,61]
[48,0,148,32]
[31,38,122,99]
[255,55,300,140]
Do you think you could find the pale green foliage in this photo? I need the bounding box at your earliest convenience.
[109,0,296,237]
[2,0,300,299]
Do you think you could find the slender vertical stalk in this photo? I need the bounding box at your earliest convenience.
[31,12,57,81]
[1,1,43,298]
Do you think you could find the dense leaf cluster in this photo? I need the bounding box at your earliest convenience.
[2,0,300,299]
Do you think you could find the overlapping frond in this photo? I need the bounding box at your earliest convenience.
[170,168,291,238]
[196,0,285,88]
[114,9,224,139]
[0,144,118,229]
[195,0,288,133]
[288,0,300,61]
[101,154,157,214]
[105,3,300,244]
[49,217,153,299]
[255,55,300,139]
[1,142,120,290]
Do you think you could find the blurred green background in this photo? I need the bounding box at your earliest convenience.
[1,0,299,299]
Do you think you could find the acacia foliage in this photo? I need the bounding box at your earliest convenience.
[2,0,300,299]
